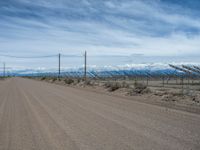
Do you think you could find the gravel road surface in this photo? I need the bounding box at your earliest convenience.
[0,78,199,150]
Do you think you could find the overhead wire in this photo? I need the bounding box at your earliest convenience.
[0,54,58,59]
[61,54,82,57]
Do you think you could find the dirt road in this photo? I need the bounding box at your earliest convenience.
[0,78,200,150]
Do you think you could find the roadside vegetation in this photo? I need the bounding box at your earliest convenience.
[0,76,11,80]
[27,76,200,109]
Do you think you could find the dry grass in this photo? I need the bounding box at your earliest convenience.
[35,76,200,106]
[64,78,74,85]
[128,82,151,95]
[104,81,129,92]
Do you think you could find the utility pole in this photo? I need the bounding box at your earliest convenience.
[58,53,61,77]
[84,51,87,82]
[3,62,5,77]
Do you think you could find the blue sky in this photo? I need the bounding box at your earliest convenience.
[1,0,200,73]
[0,0,200,57]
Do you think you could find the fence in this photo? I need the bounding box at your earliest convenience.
[0,52,200,90]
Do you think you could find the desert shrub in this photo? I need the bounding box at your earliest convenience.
[41,77,46,80]
[85,80,94,86]
[104,82,121,92]
[171,91,184,97]
[122,81,129,88]
[129,82,151,95]
[52,77,57,82]
[130,88,151,95]
[77,78,81,83]
[104,82,112,88]
[191,96,200,103]
[161,94,176,102]
[104,81,130,92]
[134,82,147,90]
[154,90,168,96]
[64,78,74,84]
[109,82,121,92]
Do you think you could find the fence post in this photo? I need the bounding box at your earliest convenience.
[146,76,149,86]
[162,76,165,87]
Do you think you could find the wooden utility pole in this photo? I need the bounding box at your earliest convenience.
[3,62,5,77]
[84,51,87,82]
[58,53,61,77]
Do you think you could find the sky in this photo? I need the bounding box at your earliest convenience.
[0,0,200,72]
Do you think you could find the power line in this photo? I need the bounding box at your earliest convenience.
[0,54,57,58]
[61,54,82,57]
[0,54,84,58]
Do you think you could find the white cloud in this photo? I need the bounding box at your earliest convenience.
[1,0,200,71]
